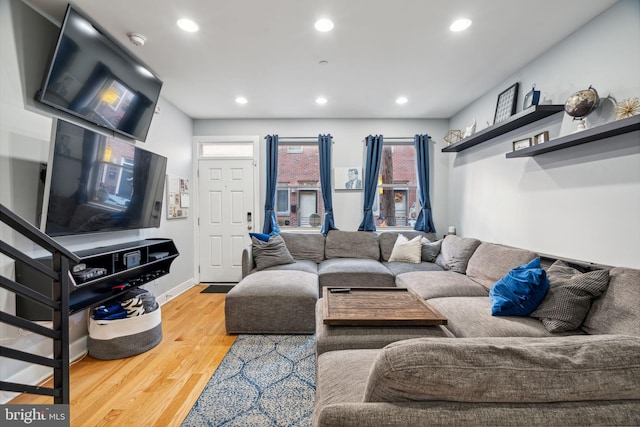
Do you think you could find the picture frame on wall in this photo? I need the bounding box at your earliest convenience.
[533,131,549,145]
[166,174,190,219]
[494,82,520,124]
[512,138,532,151]
[335,167,363,190]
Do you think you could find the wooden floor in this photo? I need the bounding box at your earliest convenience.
[9,285,237,427]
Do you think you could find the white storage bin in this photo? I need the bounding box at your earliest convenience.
[88,307,162,360]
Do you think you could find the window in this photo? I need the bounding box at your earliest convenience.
[199,142,254,158]
[276,188,290,216]
[374,144,418,229]
[277,143,323,229]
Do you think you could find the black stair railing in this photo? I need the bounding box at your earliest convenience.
[0,203,79,404]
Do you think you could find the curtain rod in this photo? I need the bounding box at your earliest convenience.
[275,136,332,140]
[361,136,434,143]
[272,136,334,144]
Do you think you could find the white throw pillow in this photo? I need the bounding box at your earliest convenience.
[388,234,422,263]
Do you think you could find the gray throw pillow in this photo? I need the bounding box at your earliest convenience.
[421,238,442,263]
[251,234,295,270]
[531,260,610,333]
[435,235,481,274]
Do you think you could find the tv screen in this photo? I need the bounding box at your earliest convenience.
[37,5,162,142]
[43,120,167,237]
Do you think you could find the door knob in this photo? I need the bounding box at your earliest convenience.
[247,225,252,230]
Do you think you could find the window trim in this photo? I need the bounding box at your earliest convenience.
[373,141,419,230]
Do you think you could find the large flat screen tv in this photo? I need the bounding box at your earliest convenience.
[41,120,167,237]
[37,4,163,142]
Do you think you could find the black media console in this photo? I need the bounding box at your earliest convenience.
[15,238,179,320]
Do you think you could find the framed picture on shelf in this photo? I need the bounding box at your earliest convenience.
[494,82,520,124]
[512,138,532,151]
[533,131,549,145]
[523,84,541,110]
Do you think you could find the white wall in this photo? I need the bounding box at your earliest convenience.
[447,0,640,268]
[193,118,451,233]
[0,0,195,402]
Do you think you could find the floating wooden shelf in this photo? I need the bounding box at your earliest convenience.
[442,105,565,153]
[506,115,640,158]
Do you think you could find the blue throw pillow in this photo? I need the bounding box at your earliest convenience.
[489,258,549,316]
[249,231,277,242]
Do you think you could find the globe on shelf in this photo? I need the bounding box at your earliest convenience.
[564,85,599,132]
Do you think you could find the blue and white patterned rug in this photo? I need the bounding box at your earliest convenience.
[182,334,316,427]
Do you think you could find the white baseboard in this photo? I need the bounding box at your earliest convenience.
[0,279,196,404]
[154,278,197,306]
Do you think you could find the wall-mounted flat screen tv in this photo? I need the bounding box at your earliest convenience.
[41,120,167,237]
[37,4,163,142]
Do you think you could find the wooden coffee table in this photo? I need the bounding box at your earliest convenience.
[322,287,447,326]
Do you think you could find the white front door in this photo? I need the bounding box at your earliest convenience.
[298,190,317,226]
[198,158,254,282]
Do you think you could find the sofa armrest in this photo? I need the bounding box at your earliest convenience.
[364,334,640,403]
[241,244,254,278]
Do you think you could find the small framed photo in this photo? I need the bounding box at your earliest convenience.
[494,82,520,124]
[512,138,532,151]
[533,131,549,145]
[523,85,541,110]
[335,167,362,190]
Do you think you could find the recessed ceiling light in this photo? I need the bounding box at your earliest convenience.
[315,97,328,105]
[450,18,472,32]
[396,97,408,104]
[314,18,334,32]
[235,97,248,104]
[177,18,199,32]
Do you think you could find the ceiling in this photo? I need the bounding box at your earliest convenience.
[26,0,618,120]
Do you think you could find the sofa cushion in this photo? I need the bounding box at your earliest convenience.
[379,231,432,261]
[225,270,318,334]
[383,261,444,277]
[466,243,538,290]
[428,297,578,338]
[280,232,325,263]
[251,234,295,270]
[581,266,640,336]
[254,259,318,275]
[395,271,487,299]
[314,348,380,425]
[435,235,481,274]
[531,260,610,333]
[489,258,549,316]
[420,238,442,263]
[364,334,640,403]
[325,230,380,260]
[388,235,422,263]
[318,258,394,289]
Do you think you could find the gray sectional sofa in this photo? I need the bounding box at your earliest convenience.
[225,230,640,426]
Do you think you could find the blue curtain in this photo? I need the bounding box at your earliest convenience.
[358,135,384,231]
[318,134,338,234]
[413,134,436,233]
[263,135,280,234]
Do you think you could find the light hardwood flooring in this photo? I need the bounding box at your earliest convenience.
[9,285,237,426]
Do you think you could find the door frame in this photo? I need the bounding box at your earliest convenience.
[193,135,260,284]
